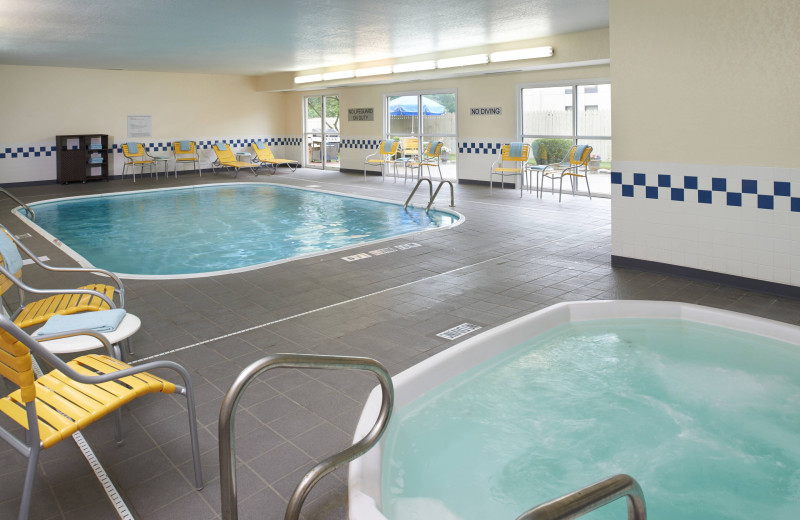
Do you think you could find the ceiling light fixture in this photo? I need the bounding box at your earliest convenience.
[355,66,393,77]
[322,70,355,81]
[489,46,554,62]
[437,54,489,69]
[392,60,436,73]
[294,74,323,84]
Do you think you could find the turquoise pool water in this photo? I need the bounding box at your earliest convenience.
[382,319,800,520]
[23,184,459,277]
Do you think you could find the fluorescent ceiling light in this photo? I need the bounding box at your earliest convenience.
[489,46,554,62]
[322,70,355,81]
[437,54,489,69]
[355,66,393,77]
[392,60,436,73]
[294,74,322,84]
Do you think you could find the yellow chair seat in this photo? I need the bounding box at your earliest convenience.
[0,354,176,449]
[493,166,523,173]
[366,159,392,164]
[219,159,253,169]
[13,284,116,329]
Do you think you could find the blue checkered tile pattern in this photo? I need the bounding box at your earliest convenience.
[341,138,381,149]
[612,171,798,212]
[0,137,301,160]
[0,146,56,159]
[458,141,503,154]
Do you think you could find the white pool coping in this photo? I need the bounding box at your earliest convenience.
[11,182,464,280]
[348,300,800,520]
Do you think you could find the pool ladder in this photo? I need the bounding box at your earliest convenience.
[218,353,394,520]
[0,186,35,220]
[516,473,647,520]
[404,177,455,212]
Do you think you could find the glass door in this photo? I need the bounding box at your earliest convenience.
[387,92,457,181]
[304,95,340,169]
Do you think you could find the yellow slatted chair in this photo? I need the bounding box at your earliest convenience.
[173,140,201,176]
[0,226,124,331]
[363,140,400,182]
[407,140,444,181]
[211,142,257,177]
[252,140,299,173]
[541,145,594,201]
[120,142,155,182]
[0,314,203,520]
[490,143,530,197]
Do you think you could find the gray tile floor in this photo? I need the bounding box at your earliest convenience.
[1,168,799,519]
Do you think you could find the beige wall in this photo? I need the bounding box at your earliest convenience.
[0,65,285,144]
[610,0,800,167]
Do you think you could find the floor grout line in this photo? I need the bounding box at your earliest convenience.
[131,222,609,365]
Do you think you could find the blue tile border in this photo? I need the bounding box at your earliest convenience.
[0,137,301,159]
[613,171,798,212]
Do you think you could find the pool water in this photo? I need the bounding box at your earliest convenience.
[382,319,800,520]
[24,184,460,277]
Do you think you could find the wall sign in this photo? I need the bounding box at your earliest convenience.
[470,107,502,116]
[348,108,374,121]
[127,115,152,137]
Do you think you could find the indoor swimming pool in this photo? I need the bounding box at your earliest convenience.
[16,183,462,278]
[350,301,800,520]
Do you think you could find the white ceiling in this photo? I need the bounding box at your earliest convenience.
[0,0,609,76]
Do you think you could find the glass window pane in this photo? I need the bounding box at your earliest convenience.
[522,86,573,136]
[577,84,611,136]
[421,93,455,135]
[389,95,418,135]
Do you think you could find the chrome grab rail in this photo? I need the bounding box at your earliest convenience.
[404,177,455,212]
[516,474,646,520]
[219,353,394,520]
[0,186,35,220]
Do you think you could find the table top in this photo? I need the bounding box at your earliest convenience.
[34,313,142,354]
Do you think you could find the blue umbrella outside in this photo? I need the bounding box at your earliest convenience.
[389,96,446,116]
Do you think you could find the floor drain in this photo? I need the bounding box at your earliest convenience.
[437,323,482,340]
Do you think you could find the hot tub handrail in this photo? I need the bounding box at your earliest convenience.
[218,353,394,520]
[516,473,646,520]
[0,186,35,220]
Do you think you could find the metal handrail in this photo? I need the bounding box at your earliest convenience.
[404,177,455,212]
[516,474,646,520]
[0,186,35,220]
[219,353,394,520]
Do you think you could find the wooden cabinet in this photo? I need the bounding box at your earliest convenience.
[56,134,109,183]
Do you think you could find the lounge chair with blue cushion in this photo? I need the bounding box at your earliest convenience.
[121,142,155,182]
[490,142,530,197]
[541,145,594,201]
[0,225,124,331]
[406,140,445,182]
[211,142,257,177]
[364,140,400,182]
[251,141,299,173]
[173,140,201,176]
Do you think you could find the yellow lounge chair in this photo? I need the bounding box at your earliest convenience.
[490,143,530,197]
[0,226,124,330]
[211,142,257,177]
[407,140,444,182]
[0,314,203,520]
[173,140,200,176]
[541,144,594,201]
[252,140,299,173]
[121,142,155,182]
[364,140,400,182]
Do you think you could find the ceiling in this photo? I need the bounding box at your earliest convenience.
[0,0,609,76]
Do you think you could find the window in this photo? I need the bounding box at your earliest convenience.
[520,83,612,196]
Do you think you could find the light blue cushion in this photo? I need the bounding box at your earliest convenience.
[573,145,589,163]
[179,140,192,151]
[0,230,23,275]
[126,142,140,154]
[34,309,126,336]
[428,141,442,157]
[509,142,525,159]
[255,141,266,149]
[216,142,229,151]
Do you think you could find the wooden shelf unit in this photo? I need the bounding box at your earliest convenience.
[56,134,109,183]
